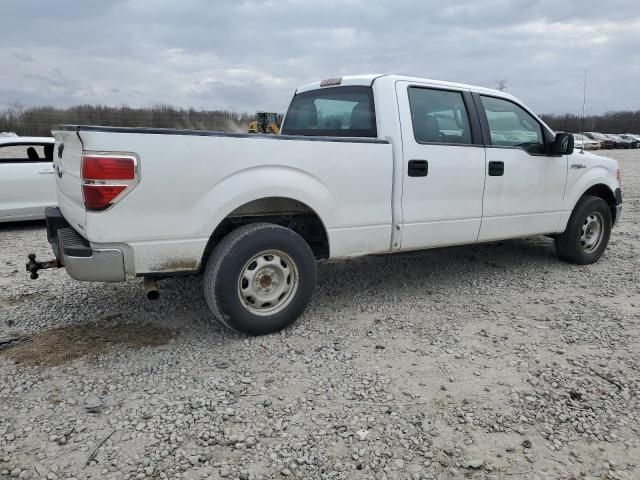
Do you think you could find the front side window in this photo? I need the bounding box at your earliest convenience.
[281,86,376,137]
[408,87,472,145]
[481,96,545,154]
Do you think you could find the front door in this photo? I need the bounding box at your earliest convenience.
[477,95,567,241]
[397,82,486,250]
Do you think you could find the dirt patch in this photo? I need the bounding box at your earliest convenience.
[0,291,42,308]
[154,257,199,272]
[1,322,175,366]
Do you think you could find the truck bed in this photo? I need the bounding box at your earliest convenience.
[53,125,394,276]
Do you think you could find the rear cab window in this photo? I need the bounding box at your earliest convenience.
[281,86,377,137]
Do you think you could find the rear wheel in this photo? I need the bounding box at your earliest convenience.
[203,223,316,335]
[554,195,611,265]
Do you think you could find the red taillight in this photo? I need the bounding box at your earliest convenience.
[81,153,137,211]
[82,156,135,180]
[82,185,127,210]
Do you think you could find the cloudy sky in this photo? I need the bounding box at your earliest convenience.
[1,0,639,115]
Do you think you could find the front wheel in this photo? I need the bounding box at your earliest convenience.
[554,195,612,265]
[203,223,317,335]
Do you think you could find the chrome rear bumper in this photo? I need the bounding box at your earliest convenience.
[46,207,126,282]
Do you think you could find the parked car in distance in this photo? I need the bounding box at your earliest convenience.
[0,137,56,222]
[32,74,622,335]
[584,132,615,149]
[572,133,600,150]
[618,134,640,148]
[605,134,632,149]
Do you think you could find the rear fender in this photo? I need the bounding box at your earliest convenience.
[129,166,333,276]
[196,165,333,239]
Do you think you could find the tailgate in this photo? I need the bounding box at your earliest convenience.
[52,129,86,235]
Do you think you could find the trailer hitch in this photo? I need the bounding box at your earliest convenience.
[25,253,59,279]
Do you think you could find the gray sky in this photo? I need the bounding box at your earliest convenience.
[1,0,639,115]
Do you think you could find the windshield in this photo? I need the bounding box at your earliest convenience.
[281,86,377,137]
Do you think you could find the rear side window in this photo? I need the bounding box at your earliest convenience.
[408,87,472,145]
[480,96,545,154]
[0,144,53,163]
[281,86,377,137]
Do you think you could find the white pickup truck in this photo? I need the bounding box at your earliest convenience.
[28,74,622,335]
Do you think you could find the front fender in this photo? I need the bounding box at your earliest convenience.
[564,167,618,211]
[559,164,618,231]
[195,164,334,237]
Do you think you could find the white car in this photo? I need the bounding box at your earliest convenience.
[30,74,622,335]
[0,137,56,222]
[572,133,601,150]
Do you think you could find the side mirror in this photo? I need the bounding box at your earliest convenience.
[550,132,574,155]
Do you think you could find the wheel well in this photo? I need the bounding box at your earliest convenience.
[583,184,617,223]
[201,197,330,270]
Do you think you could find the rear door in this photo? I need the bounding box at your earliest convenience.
[476,95,567,241]
[0,143,56,221]
[396,81,486,250]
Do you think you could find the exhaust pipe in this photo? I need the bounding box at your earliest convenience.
[143,277,160,300]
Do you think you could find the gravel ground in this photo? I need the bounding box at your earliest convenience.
[1,149,639,480]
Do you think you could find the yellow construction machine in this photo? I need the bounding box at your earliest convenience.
[248,112,281,134]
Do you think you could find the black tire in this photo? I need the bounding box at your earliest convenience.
[554,195,611,265]
[203,223,317,335]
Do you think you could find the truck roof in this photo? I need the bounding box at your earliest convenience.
[296,74,518,101]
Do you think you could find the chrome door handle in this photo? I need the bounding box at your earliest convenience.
[38,169,55,174]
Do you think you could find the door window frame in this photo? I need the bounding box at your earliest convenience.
[405,85,484,147]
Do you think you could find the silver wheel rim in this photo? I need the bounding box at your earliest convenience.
[581,212,604,253]
[237,250,299,316]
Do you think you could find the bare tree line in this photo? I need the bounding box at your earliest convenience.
[2,104,639,137]
[0,104,255,136]
[540,110,640,134]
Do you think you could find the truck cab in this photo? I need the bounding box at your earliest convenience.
[282,74,620,250]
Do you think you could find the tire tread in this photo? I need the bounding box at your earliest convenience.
[554,194,611,265]
[203,223,316,333]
